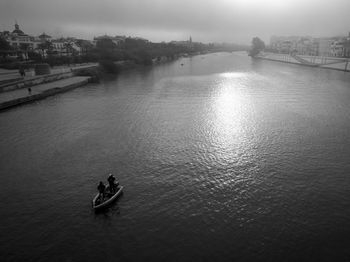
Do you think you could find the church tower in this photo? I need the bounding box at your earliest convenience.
[12,20,24,35]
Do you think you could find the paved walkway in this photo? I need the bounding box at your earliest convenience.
[0,63,97,82]
[262,53,301,64]
[0,68,18,75]
[258,53,350,72]
[0,76,90,104]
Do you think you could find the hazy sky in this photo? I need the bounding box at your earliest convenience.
[1,0,349,44]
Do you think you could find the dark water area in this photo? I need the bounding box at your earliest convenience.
[1,52,350,261]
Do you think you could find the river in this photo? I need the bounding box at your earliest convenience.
[1,52,350,261]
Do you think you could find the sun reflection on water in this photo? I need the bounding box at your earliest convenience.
[206,71,257,170]
[213,72,250,141]
[206,72,256,188]
[220,72,247,79]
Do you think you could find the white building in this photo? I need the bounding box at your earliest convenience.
[330,40,344,57]
[3,23,35,52]
[170,36,193,48]
[316,38,333,57]
[295,37,318,56]
[270,35,349,57]
[270,35,299,53]
[0,22,38,59]
[50,38,82,56]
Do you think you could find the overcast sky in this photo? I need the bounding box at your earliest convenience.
[0,0,349,44]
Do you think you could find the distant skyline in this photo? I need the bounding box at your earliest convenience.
[1,0,349,44]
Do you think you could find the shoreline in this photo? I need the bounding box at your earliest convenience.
[0,76,91,111]
[0,52,251,111]
[254,53,350,72]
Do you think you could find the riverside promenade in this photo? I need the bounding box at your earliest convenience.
[0,63,98,111]
[256,52,350,72]
[0,63,97,82]
[0,76,91,111]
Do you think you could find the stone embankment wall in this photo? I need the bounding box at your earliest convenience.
[0,72,74,93]
[0,77,91,111]
[0,64,99,93]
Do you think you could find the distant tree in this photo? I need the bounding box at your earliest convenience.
[122,38,148,49]
[98,59,120,73]
[96,39,117,51]
[28,51,42,61]
[62,42,75,65]
[250,37,265,57]
[134,49,152,65]
[0,37,12,50]
[64,42,73,56]
[76,40,93,56]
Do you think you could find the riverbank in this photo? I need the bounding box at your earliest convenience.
[255,52,350,72]
[0,53,217,111]
[0,59,167,111]
[0,76,91,111]
[0,63,98,92]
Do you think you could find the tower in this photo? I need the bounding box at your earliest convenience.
[12,19,24,35]
[14,19,19,30]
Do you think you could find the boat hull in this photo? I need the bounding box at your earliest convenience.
[92,185,123,210]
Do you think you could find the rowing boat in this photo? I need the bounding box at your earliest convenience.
[92,184,123,210]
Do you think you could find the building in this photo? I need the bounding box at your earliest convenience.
[270,34,350,57]
[330,40,344,57]
[5,23,34,49]
[343,41,350,57]
[131,37,149,43]
[38,32,52,43]
[343,33,350,57]
[52,39,65,51]
[0,22,37,59]
[50,38,85,56]
[316,38,333,57]
[294,37,318,56]
[75,39,94,55]
[170,36,194,47]
[51,38,66,55]
[270,35,299,53]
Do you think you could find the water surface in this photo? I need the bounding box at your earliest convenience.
[1,52,350,261]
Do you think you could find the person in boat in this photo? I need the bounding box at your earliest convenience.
[107,174,116,193]
[97,181,106,200]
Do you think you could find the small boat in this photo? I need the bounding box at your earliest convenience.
[92,183,123,210]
